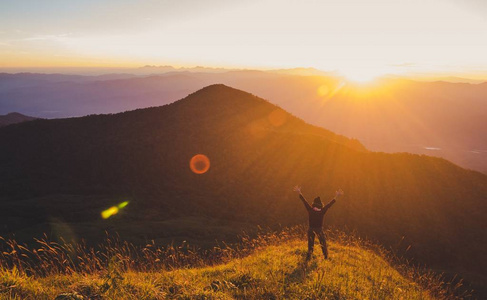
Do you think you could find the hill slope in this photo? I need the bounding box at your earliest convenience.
[0,233,445,299]
[0,112,37,127]
[0,84,485,293]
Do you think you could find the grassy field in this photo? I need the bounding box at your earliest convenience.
[0,228,460,299]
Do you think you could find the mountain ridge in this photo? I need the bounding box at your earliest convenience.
[0,112,38,127]
[1,71,484,173]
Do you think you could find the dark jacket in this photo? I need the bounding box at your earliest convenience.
[299,194,335,228]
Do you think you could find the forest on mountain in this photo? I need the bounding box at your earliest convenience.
[1,71,485,173]
[0,84,486,295]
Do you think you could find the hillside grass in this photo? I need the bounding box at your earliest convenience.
[0,228,459,299]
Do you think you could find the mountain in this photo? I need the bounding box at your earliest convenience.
[282,79,487,174]
[0,84,485,294]
[0,72,210,118]
[0,71,485,173]
[0,112,38,127]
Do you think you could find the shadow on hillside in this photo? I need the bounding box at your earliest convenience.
[286,250,319,284]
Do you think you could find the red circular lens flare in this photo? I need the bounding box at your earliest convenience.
[190,154,210,174]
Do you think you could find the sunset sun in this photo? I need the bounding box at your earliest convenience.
[343,72,379,84]
[339,67,391,84]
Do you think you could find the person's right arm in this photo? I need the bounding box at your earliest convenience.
[294,186,311,211]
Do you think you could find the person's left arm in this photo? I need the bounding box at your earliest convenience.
[323,189,343,213]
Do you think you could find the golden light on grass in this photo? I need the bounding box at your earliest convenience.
[0,226,452,299]
[268,109,287,127]
[190,154,210,174]
[101,206,119,219]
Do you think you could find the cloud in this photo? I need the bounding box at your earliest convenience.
[454,0,487,12]
[21,33,73,42]
[390,63,416,68]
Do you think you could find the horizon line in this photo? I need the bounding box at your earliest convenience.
[1,64,487,83]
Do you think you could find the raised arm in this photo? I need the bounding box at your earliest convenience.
[322,189,343,214]
[323,199,336,211]
[293,186,311,211]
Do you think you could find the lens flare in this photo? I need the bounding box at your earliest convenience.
[190,154,210,174]
[101,206,119,219]
[118,201,129,209]
[101,201,129,219]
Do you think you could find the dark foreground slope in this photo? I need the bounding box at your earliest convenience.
[0,85,486,293]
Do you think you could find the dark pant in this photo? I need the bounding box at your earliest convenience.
[307,227,328,258]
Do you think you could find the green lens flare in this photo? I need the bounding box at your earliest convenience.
[101,201,129,219]
[118,201,129,209]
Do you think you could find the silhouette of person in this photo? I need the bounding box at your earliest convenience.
[293,186,343,260]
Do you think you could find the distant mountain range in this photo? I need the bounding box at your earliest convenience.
[0,85,485,294]
[0,71,485,173]
[0,112,37,127]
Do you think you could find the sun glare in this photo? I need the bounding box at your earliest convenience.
[343,72,380,84]
[338,66,392,85]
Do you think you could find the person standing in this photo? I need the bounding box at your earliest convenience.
[293,186,343,260]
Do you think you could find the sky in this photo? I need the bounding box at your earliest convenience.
[1,0,486,81]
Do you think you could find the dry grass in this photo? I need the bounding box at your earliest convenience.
[0,227,466,299]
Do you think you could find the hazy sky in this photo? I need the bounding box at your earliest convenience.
[1,0,486,80]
